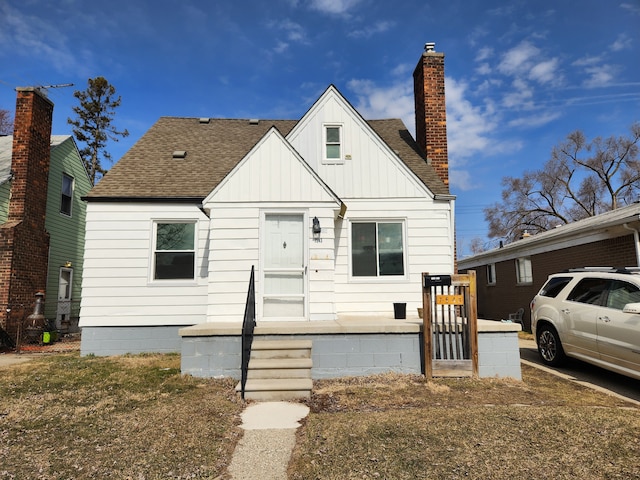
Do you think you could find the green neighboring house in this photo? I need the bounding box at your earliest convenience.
[0,134,91,332]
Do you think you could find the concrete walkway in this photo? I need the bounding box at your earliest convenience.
[227,401,309,480]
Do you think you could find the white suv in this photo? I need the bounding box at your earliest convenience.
[531,267,640,380]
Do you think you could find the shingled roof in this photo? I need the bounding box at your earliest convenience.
[86,116,449,200]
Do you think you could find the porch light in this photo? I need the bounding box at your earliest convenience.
[312,217,321,241]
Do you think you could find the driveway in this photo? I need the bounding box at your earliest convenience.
[520,338,640,404]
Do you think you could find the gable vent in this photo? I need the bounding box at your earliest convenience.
[249,119,259,125]
[172,150,187,159]
[199,117,210,124]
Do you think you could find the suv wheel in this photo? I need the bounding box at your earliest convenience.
[537,324,566,367]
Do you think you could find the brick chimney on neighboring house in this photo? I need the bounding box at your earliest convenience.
[414,42,449,191]
[0,87,53,342]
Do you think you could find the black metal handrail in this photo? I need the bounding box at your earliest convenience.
[240,266,256,399]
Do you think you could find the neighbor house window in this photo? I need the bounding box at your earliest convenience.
[515,257,532,284]
[324,125,342,162]
[154,222,196,280]
[487,263,496,285]
[60,173,73,216]
[351,221,405,277]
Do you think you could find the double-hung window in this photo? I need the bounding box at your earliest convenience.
[60,173,73,216]
[153,222,196,280]
[515,257,532,284]
[324,125,342,163]
[487,263,496,285]
[351,221,405,277]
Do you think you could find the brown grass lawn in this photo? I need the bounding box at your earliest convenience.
[289,366,640,479]
[2,352,639,479]
[0,353,243,479]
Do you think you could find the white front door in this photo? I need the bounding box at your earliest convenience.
[263,213,306,320]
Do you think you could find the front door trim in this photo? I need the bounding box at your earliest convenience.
[260,210,308,321]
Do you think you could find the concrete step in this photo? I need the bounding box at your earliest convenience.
[249,339,312,360]
[235,378,313,401]
[251,339,312,350]
[238,339,313,400]
[247,357,312,379]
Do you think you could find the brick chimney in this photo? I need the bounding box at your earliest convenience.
[413,42,449,190]
[0,87,53,342]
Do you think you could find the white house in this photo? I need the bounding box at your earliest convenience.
[79,45,457,356]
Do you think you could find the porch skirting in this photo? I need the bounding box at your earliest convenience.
[179,317,522,380]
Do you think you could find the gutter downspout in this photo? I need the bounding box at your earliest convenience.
[623,219,640,267]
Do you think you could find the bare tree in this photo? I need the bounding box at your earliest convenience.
[485,122,640,242]
[0,108,12,135]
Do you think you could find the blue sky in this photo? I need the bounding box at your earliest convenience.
[1,0,639,257]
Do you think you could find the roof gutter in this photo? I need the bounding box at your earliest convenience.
[623,219,640,267]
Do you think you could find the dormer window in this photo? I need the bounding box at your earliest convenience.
[323,124,342,163]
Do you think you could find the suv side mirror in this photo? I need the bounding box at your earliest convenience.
[622,302,640,314]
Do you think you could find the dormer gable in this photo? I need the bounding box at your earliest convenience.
[287,85,441,199]
[204,126,342,207]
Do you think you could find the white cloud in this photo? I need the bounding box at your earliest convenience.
[346,79,414,127]
[572,55,602,67]
[450,169,473,191]
[475,46,493,62]
[0,3,82,74]
[611,33,632,51]
[621,3,640,15]
[347,75,523,191]
[583,65,617,88]
[348,21,395,39]
[507,111,562,128]
[475,62,491,75]
[309,0,362,15]
[529,58,560,84]
[497,41,540,76]
[502,78,534,109]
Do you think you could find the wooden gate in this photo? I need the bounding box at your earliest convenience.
[422,271,478,378]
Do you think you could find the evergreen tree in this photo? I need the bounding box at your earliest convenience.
[68,77,129,184]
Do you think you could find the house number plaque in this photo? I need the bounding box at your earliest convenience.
[435,294,464,305]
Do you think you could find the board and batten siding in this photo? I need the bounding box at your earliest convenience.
[44,137,92,320]
[79,202,209,327]
[287,90,425,200]
[205,203,338,322]
[334,198,454,315]
[204,129,342,322]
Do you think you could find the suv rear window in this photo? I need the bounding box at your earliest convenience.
[567,278,610,305]
[539,276,572,298]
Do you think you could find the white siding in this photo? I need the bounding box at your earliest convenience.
[287,89,427,199]
[79,202,209,327]
[207,129,338,204]
[206,203,339,322]
[334,198,454,315]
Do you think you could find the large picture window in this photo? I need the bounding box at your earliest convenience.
[351,221,405,277]
[154,222,195,280]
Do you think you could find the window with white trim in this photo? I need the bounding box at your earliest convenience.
[515,257,532,284]
[153,222,196,280]
[351,221,405,277]
[487,263,496,285]
[60,173,73,216]
[323,125,342,163]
